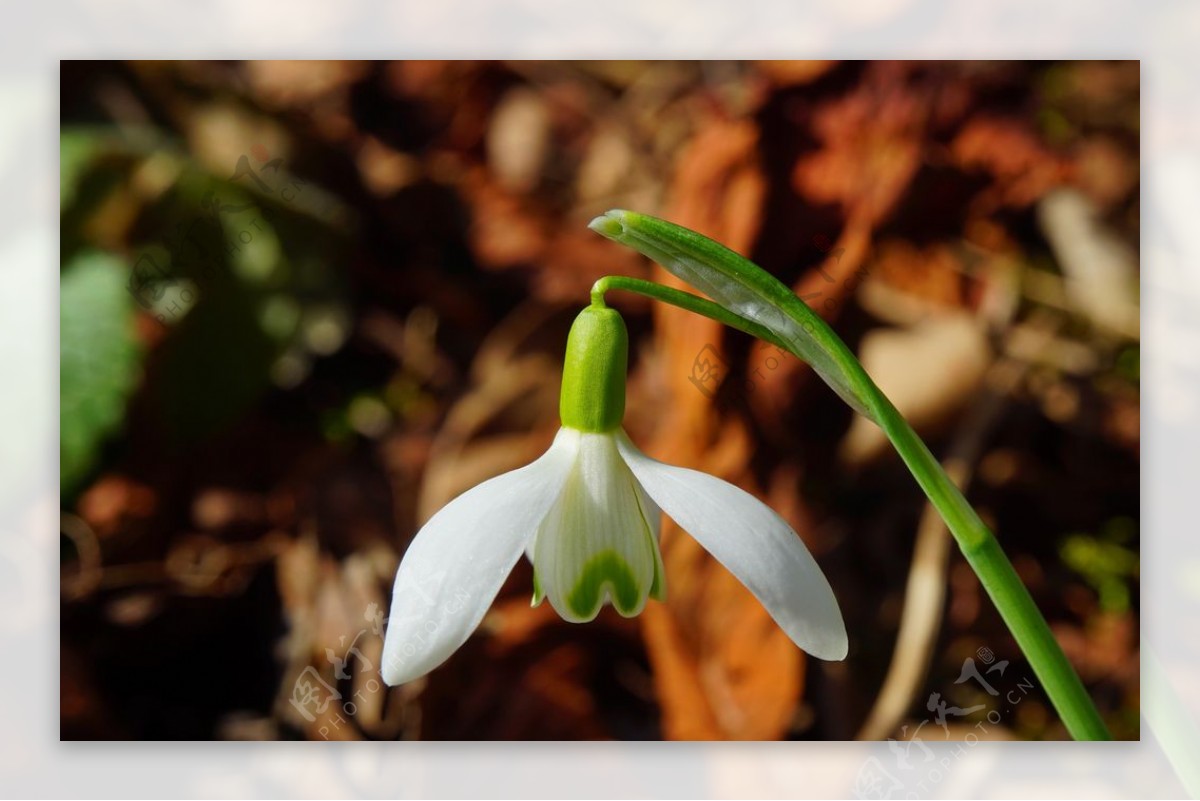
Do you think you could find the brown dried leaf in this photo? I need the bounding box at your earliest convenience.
[242,60,367,110]
[951,116,1066,209]
[463,167,549,269]
[756,60,837,87]
[792,66,925,223]
[77,474,157,538]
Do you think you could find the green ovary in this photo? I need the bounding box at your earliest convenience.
[564,549,642,619]
[559,305,628,433]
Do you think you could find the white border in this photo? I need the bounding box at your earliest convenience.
[3,1,1193,797]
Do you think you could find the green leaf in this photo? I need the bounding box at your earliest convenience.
[60,250,143,496]
[589,209,877,420]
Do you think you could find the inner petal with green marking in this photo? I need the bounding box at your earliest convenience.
[531,431,665,622]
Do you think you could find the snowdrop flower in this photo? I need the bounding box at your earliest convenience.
[382,304,847,685]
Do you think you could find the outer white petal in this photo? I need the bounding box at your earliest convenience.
[615,431,848,660]
[381,428,580,685]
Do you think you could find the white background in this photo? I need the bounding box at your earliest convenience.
[2,1,1195,797]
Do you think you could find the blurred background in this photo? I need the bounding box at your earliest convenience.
[59,60,1139,742]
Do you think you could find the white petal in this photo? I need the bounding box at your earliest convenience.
[532,432,661,622]
[381,428,580,685]
[636,479,667,601]
[616,431,848,660]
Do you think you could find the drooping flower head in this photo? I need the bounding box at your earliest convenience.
[382,303,846,686]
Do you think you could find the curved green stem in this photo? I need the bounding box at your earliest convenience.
[592,275,792,351]
[875,392,1110,740]
[591,210,1111,741]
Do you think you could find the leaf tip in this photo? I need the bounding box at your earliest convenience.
[587,209,629,240]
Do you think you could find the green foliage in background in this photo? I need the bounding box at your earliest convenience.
[1061,517,1139,613]
[60,124,355,464]
[60,250,143,496]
